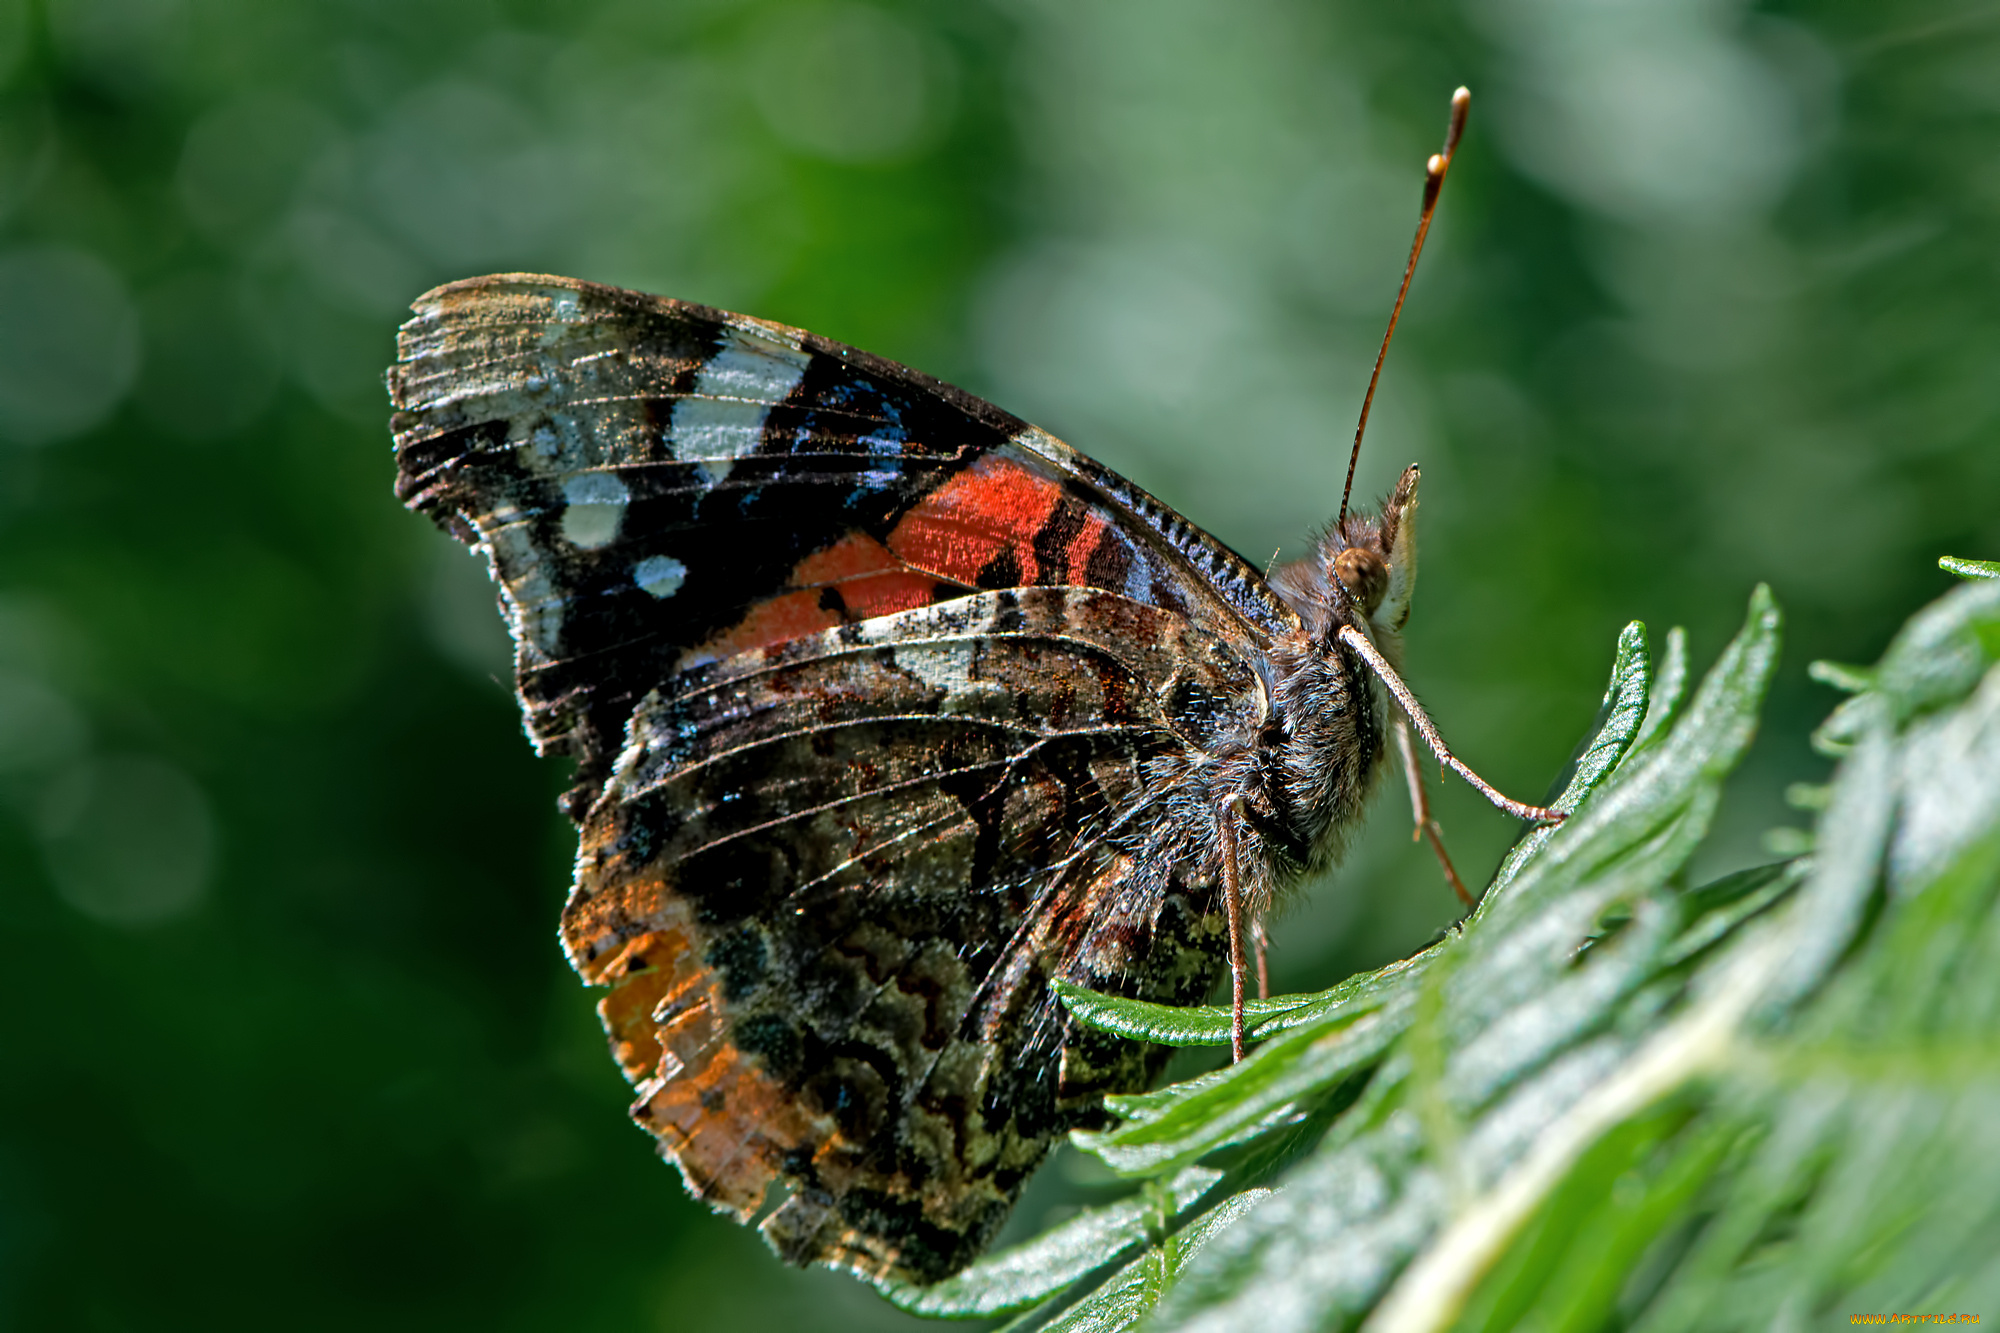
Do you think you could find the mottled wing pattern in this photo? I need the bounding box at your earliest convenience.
[387,275,1303,1282]
[565,588,1258,1280]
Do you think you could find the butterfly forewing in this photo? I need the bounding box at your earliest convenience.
[387,274,1306,1282]
[388,274,1292,814]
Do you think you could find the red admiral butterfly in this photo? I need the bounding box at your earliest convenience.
[387,88,1556,1284]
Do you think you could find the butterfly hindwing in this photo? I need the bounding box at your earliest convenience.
[563,586,1258,1280]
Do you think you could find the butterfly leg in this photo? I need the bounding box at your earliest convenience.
[1217,796,1250,1063]
[1394,713,1473,906]
[1338,624,1564,826]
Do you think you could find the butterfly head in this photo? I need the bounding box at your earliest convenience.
[1272,463,1421,643]
[1330,462,1420,630]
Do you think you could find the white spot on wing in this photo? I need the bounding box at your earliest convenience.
[670,326,812,486]
[540,291,581,339]
[560,471,629,549]
[893,638,1015,717]
[634,554,687,599]
[509,408,596,472]
[895,640,975,696]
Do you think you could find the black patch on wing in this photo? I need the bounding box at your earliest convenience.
[389,276,1026,812]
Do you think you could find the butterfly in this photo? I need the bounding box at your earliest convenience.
[386,88,1553,1285]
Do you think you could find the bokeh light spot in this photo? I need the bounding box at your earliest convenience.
[0,671,87,775]
[176,93,338,243]
[0,245,140,446]
[749,4,951,162]
[39,754,216,928]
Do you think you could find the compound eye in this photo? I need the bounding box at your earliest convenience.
[1333,547,1389,616]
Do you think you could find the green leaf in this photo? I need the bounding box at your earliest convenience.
[1386,582,2000,1333]
[1554,621,1655,800]
[1627,624,1688,756]
[877,1166,1223,1318]
[1050,959,1423,1049]
[1939,554,1999,579]
[1074,981,1415,1177]
[1448,1102,1734,1333]
[1806,658,1874,693]
[1471,586,1779,939]
[1489,620,1655,898]
[1143,589,1783,1333]
[1005,1189,1270,1333]
[1871,576,2000,722]
[1661,860,1806,969]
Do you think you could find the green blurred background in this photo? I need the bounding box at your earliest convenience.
[0,0,1993,1328]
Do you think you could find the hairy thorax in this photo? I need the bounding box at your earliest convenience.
[1245,470,1422,906]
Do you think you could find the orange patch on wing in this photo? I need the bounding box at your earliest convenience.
[794,531,946,621]
[565,876,674,980]
[680,531,950,666]
[790,529,905,586]
[838,571,942,620]
[568,860,839,1220]
[884,453,1066,586]
[634,999,833,1219]
[683,589,848,666]
[594,927,709,1082]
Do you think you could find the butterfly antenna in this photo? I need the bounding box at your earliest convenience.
[1337,86,1471,535]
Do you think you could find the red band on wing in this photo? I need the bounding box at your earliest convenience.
[884,453,1066,585]
[682,591,845,668]
[677,453,1153,670]
[679,531,953,667]
[796,531,948,619]
[1060,509,1116,585]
